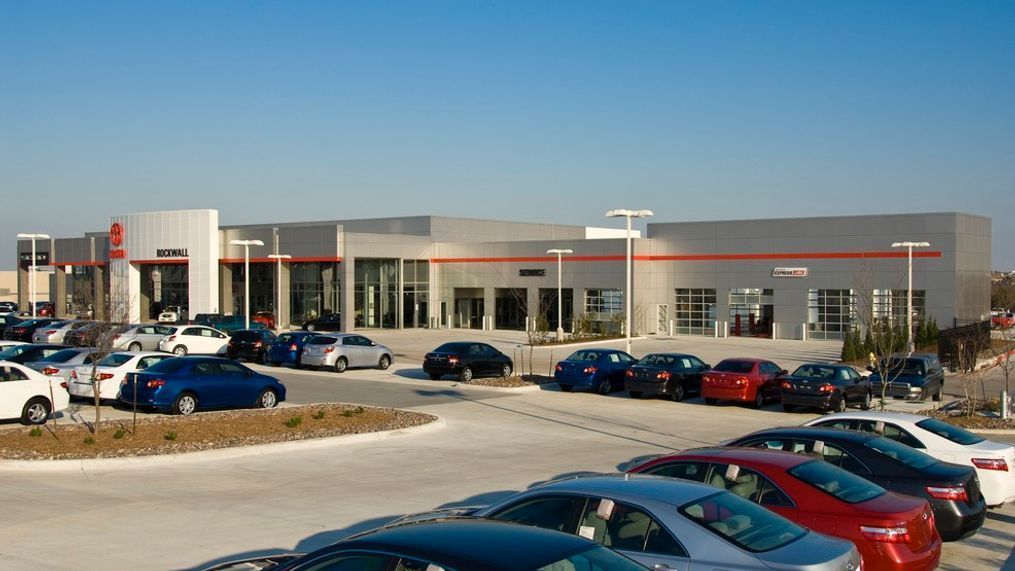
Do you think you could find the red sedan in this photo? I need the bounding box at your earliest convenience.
[701,357,785,408]
[628,447,941,571]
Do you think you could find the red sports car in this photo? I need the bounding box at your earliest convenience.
[628,447,942,571]
[253,311,276,330]
[701,357,785,408]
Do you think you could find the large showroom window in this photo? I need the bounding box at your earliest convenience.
[675,288,717,336]
[290,262,341,326]
[402,260,429,328]
[873,289,925,325]
[729,288,774,337]
[140,264,189,320]
[584,288,623,333]
[808,289,855,340]
[355,259,399,328]
[227,262,275,317]
[69,266,97,318]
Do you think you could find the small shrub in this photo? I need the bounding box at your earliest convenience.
[285,415,303,428]
[28,427,42,438]
[113,428,127,440]
[341,410,354,417]
[354,406,365,415]
[163,430,178,441]
[83,436,96,445]
[312,410,326,420]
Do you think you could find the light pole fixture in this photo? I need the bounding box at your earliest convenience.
[891,241,930,355]
[546,248,574,341]
[230,239,265,330]
[17,233,51,318]
[605,209,654,355]
[267,254,291,330]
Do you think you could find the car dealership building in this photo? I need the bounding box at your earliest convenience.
[16,209,991,340]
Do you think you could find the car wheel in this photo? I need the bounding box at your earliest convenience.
[932,383,943,402]
[21,397,50,425]
[459,366,473,382]
[860,391,873,410]
[377,355,391,370]
[334,357,348,373]
[671,383,687,402]
[501,363,513,378]
[597,378,612,395]
[559,384,574,392]
[752,390,765,409]
[128,342,143,352]
[834,394,847,413]
[428,373,442,381]
[172,345,187,356]
[172,392,198,415]
[782,403,795,413]
[704,397,718,405]
[256,388,278,409]
[628,391,642,399]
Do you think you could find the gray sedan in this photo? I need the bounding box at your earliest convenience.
[25,347,99,383]
[444,474,860,571]
[31,320,92,344]
[299,334,394,373]
[111,324,176,351]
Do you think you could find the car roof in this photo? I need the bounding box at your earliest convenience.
[533,473,719,505]
[717,357,765,363]
[662,447,813,469]
[643,352,699,359]
[739,426,880,443]
[807,411,929,424]
[337,518,596,571]
[109,351,166,358]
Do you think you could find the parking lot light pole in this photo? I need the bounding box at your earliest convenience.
[230,239,265,330]
[546,249,574,341]
[605,209,654,355]
[267,254,291,330]
[17,233,50,318]
[891,241,930,355]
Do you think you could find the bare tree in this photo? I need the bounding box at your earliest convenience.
[84,283,133,434]
[852,264,908,410]
[991,327,1015,417]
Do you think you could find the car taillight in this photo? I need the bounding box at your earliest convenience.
[254,341,263,347]
[971,458,1008,471]
[555,364,563,372]
[859,525,910,544]
[97,373,114,380]
[818,384,835,393]
[60,381,68,389]
[324,346,335,353]
[585,366,599,374]
[448,356,459,365]
[290,344,298,351]
[626,369,635,377]
[42,367,60,376]
[925,485,968,502]
[146,379,166,389]
[112,334,121,340]
[655,370,670,380]
[780,381,793,390]
[736,377,748,386]
[166,335,176,341]
[45,330,57,335]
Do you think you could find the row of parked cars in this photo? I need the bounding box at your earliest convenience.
[205,407,1013,571]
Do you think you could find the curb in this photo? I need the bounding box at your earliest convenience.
[0,416,445,472]
[453,381,546,393]
[969,428,1015,435]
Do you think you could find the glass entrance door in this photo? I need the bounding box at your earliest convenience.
[729,288,774,337]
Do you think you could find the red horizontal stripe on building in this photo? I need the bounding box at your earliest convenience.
[431,251,943,263]
[218,256,343,264]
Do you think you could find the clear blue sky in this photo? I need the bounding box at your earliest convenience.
[2,1,1013,268]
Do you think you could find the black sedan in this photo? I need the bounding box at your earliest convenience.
[226,329,277,363]
[780,363,873,412]
[725,426,986,542]
[301,313,342,332]
[0,343,69,365]
[0,313,25,338]
[64,322,117,347]
[202,518,646,571]
[625,352,710,401]
[3,318,61,342]
[423,342,513,382]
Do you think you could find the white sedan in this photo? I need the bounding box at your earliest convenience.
[70,351,175,401]
[804,410,1015,507]
[158,325,230,356]
[0,361,70,425]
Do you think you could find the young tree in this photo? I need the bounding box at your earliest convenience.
[84,283,133,433]
[852,264,908,410]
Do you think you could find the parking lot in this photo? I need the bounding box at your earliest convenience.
[0,331,1012,570]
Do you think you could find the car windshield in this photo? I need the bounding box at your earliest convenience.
[39,349,84,363]
[679,491,806,552]
[639,354,675,367]
[567,350,601,362]
[99,353,135,367]
[915,418,985,445]
[533,545,646,571]
[714,360,754,373]
[0,346,27,359]
[788,460,886,504]
[884,358,924,375]
[232,331,262,341]
[791,365,839,379]
[865,436,938,469]
[308,336,337,345]
[143,359,187,375]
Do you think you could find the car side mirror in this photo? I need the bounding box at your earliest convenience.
[246,369,254,377]
[702,364,711,370]
[781,369,788,375]
[866,365,874,372]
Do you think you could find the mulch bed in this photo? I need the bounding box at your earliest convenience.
[466,374,555,388]
[0,404,437,461]
[922,399,1015,430]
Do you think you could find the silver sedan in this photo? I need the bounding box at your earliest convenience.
[25,347,99,383]
[442,474,860,571]
[299,334,394,373]
[111,324,176,351]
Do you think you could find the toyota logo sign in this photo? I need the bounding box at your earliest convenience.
[110,222,124,246]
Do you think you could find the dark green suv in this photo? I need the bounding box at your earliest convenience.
[868,353,945,401]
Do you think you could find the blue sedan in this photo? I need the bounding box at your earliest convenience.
[266,331,316,367]
[554,348,636,394]
[119,357,286,415]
